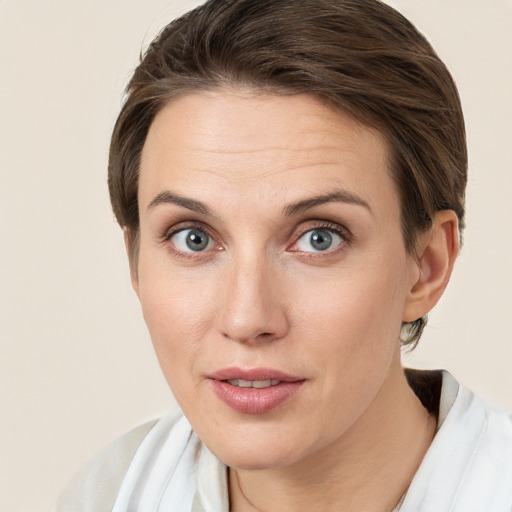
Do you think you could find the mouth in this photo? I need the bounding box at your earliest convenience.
[207,367,305,414]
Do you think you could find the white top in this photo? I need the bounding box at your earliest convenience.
[55,371,512,511]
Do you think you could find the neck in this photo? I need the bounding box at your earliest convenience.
[229,355,436,512]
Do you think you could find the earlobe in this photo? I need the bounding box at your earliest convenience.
[402,210,459,322]
[123,227,140,298]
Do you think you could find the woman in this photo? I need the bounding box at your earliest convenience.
[56,0,512,510]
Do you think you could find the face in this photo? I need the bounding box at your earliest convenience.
[134,90,419,470]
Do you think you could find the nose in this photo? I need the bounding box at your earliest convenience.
[216,254,289,345]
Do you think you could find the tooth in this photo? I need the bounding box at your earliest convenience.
[226,379,282,388]
[252,379,271,388]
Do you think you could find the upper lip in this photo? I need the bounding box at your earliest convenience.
[207,367,304,382]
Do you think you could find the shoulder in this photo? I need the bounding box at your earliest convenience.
[54,409,183,512]
[403,371,512,511]
[455,384,512,509]
[437,372,512,506]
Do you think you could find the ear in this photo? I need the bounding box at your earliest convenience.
[123,227,140,299]
[402,210,459,322]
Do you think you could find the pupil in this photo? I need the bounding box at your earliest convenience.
[186,230,209,251]
[310,230,332,251]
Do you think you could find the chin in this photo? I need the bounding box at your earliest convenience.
[202,426,312,471]
[217,447,298,471]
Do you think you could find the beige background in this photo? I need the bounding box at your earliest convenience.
[1,1,511,510]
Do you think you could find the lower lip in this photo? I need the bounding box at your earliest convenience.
[210,380,304,414]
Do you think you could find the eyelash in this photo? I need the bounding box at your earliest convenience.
[289,221,353,256]
[161,222,222,260]
[161,220,353,259]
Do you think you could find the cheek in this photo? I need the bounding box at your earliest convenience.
[136,257,218,386]
[296,258,406,339]
[283,258,407,438]
[289,251,408,383]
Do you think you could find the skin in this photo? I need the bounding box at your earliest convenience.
[130,90,458,511]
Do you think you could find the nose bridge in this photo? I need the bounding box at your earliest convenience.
[217,247,288,344]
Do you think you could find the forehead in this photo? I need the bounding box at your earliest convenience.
[139,89,398,219]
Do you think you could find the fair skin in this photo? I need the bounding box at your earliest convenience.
[129,90,458,511]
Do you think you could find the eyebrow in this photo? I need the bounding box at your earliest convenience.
[147,188,371,218]
[282,189,371,217]
[147,191,214,216]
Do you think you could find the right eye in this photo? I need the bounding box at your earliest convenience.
[170,228,215,253]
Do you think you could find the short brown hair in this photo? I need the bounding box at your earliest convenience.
[108,0,467,347]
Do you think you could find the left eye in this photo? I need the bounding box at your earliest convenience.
[294,228,343,253]
[171,228,215,252]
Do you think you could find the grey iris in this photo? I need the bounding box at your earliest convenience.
[186,229,209,251]
[310,229,332,251]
